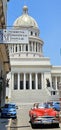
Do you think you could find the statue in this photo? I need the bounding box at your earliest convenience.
[46,78,50,87]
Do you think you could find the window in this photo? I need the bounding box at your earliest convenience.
[16,45,17,52]
[35,32,37,36]
[20,74,24,89]
[32,81,35,89]
[26,45,28,51]
[19,45,21,51]
[26,81,29,89]
[20,81,23,89]
[31,31,33,35]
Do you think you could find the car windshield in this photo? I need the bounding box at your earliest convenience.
[53,102,60,105]
[4,104,16,108]
[38,103,52,109]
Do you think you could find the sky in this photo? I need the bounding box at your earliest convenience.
[7,0,61,66]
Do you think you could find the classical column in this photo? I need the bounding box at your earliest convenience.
[12,45,13,53]
[35,42,36,52]
[41,73,44,89]
[17,44,19,52]
[24,45,26,51]
[55,77,57,90]
[11,73,14,90]
[50,76,52,89]
[32,42,33,52]
[14,44,16,52]
[24,73,26,90]
[35,73,38,89]
[37,42,38,52]
[29,73,32,89]
[33,42,34,52]
[18,73,20,90]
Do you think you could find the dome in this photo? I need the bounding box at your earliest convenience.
[13,6,39,29]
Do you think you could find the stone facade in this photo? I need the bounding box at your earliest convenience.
[7,6,61,103]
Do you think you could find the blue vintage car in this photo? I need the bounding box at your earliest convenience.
[1,103,17,118]
[52,101,60,111]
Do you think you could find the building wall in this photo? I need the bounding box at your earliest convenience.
[0,0,6,28]
[2,0,7,24]
[0,0,10,106]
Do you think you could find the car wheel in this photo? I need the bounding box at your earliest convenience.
[1,114,3,118]
[31,123,36,128]
[12,116,17,119]
[53,123,59,128]
[55,123,59,128]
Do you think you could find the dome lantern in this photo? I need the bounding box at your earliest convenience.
[23,6,28,14]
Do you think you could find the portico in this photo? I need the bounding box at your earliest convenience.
[11,72,43,90]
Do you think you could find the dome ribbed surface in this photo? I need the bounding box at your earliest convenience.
[13,6,39,29]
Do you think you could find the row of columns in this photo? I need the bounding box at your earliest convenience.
[52,76,61,90]
[9,42,42,53]
[11,73,61,91]
[11,73,44,90]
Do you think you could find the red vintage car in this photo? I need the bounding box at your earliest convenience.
[29,103,60,128]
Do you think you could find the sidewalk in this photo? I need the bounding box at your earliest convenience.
[0,116,11,130]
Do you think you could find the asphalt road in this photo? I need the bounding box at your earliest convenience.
[10,105,61,130]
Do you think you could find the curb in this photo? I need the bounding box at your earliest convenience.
[6,119,12,130]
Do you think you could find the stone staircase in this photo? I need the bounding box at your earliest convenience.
[11,88,59,105]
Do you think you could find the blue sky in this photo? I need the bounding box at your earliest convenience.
[7,0,61,66]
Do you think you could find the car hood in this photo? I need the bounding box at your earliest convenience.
[30,108,57,117]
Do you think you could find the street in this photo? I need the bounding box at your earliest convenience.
[10,104,61,130]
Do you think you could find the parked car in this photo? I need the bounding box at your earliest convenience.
[1,103,17,119]
[52,101,60,111]
[29,102,59,128]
